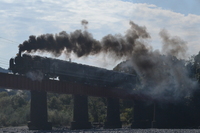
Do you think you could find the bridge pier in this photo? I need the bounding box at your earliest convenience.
[71,95,91,130]
[131,100,154,128]
[151,103,156,128]
[131,100,140,128]
[28,90,52,130]
[104,98,122,129]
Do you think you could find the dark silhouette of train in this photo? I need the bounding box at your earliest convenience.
[9,51,136,88]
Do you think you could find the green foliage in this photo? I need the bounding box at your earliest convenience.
[6,105,30,126]
[120,108,133,125]
[47,93,73,127]
[88,97,107,122]
[0,91,8,97]
[0,91,30,127]
[59,94,72,105]
[48,96,62,110]
[48,110,72,127]
[0,95,11,109]
[11,95,27,109]
[119,100,134,125]
[47,93,73,110]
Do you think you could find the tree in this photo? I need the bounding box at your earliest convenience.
[11,95,27,109]
[88,97,107,122]
[48,96,62,110]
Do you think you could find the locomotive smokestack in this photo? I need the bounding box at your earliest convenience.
[18,49,21,57]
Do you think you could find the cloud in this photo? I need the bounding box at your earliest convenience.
[0,0,200,69]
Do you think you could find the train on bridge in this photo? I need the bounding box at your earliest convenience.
[9,51,136,88]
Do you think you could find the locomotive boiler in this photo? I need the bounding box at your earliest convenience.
[9,51,136,88]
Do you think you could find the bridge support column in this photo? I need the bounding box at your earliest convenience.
[151,103,156,128]
[71,95,91,130]
[131,100,153,128]
[104,98,122,129]
[131,100,141,128]
[28,90,52,130]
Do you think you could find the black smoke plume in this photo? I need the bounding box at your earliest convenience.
[18,20,198,102]
[81,19,89,29]
[19,21,150,58]
[160,29,188,59]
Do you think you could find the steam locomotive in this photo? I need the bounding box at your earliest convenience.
[9,51,136,88]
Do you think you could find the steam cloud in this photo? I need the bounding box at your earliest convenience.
[128,29,196,102]
[18,20,198,102]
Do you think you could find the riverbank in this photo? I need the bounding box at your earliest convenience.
[1,127,200,133]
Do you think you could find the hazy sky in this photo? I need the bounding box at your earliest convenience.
[0,0,199,69]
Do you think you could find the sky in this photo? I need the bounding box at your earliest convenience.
[0,0,200,69]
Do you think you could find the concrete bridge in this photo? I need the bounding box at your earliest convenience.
[0,72,154,130]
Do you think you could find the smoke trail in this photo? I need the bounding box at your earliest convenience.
[160,29,188,60]
[18,21,150,59]
[101,21,150,57]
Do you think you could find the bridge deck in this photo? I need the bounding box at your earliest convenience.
[0,72,141,100]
